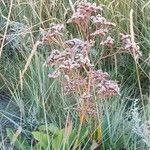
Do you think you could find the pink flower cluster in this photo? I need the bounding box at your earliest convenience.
[100,36,114,48]
[43,2,120,108]
[45,39,93,71]
[42,24,64,43]
[91,15,116,29]
[90,70,119,97]
[120,33,142,60]
[45,36,119,98]
[41,1,143,115]
[90,15,116,48]
[67,1,102,33]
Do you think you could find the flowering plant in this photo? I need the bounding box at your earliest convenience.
[42,0,141,116]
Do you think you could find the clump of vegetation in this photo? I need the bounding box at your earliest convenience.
[0,0,149,149]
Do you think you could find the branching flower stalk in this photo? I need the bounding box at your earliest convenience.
[41,0,142,149]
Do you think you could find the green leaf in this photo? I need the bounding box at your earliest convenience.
[78,126,88,144]
[92,126,102,142]
[52,129,63,150]
[33,143,43,150]
[32,131,49,149]
[39,123,59,134]
[67,129,77,148]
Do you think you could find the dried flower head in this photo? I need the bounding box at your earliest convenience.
[42,24,64,43]
[120,33,142,60]
[77,1,102,16]
[59,59,81,70]
[90,29,108,37]
[45,49,65,66]
[42,1,122,117]
[93,70,109,81]
[96,80,120,97]
[91,15,106,25]
[67,1,102,33]
[100,36,114,48]
[64,38,84,49]
[91,15,116,29]
[64,77,86,93]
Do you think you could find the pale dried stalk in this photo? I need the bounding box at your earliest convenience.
[19,41,42,88]
[0,0,13,59]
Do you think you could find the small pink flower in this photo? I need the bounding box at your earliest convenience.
[64,78,86,93]
[59,59,80,70]
[90,29,108,37]
[82,40,94,55]
[91,15,106,24]
[67,1,102,33]
[93,70,109,81]
[64,38,84,49]
[67,12,88,33]
[42,24,64,43]
[45,49,65,66]
[100,36,114,48]
[97,80,120,97]
[91,15,116,29]
[120,33,142,60]
[77,1,102,17]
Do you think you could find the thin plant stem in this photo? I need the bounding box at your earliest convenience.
[72,110,86,150]
[0,0,13,59]
[129,9,146,118]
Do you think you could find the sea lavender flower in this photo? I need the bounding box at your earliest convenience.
[67,1,102,33]
[67,12,88,33]
[45,49,65,66]
[91,15,106,25]
[93,70,109,81]
[90,29,108,37]
[77,1,102,17]
[42,24,64,43]
[76,93,97,116]
[82,40,94,56]
[43,1,121,118]
[59,59,80,70]
[120,33,142,60]
[64,38,84,49]
[100,36,114,48]
[96,80,120,97]
[64,78,86,93]
[91,15,116,29]
[90,15,115,41]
